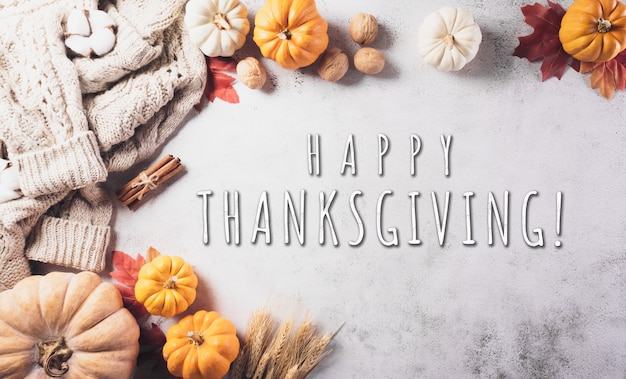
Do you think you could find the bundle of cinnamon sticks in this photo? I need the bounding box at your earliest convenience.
[117,154,184,209]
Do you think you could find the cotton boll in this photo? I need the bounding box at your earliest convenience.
[64,8,117,58]
[90,28,116,56]
[87,9,115,30]
[66,9,91,36]
[65,35,93,57]
[0,159,21,203]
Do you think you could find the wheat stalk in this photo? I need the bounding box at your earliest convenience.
[283,318,316,372]
[229,344,248,379]
[244,310,275,378]
[299,333,333,376]
[265,319,293,378]
[231,308,338,379]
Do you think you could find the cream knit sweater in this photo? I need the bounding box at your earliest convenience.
[0,0,206,290]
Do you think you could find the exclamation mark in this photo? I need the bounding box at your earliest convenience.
[555,192,562,247]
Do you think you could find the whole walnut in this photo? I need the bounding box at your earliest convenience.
[236,57,267,89]
[317,48,349,82]
[350,13,378,45]
[354,47,385,74]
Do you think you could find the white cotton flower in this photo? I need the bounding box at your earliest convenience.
[64,9,117,58]
[0,159,21,203]
[66,9,91,36]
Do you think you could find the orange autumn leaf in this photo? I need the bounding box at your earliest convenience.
[145,246,161,262]
[580,51,626,99]
[110,250,146,287]
[110,250,150,319]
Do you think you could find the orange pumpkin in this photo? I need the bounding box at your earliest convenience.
[559,0,626,62]
[163,310,240,379]
[253,0,329,69]
[134,255,198,318]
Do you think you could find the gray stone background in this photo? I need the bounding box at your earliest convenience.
[110,0,626,377]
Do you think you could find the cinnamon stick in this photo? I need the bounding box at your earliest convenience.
[116,154,184,209]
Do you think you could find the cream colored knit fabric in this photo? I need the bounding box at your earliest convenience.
[0,0,103,290]
[0,0,206,290]
[93,14,207,168]
[0,3,107,198]
[26,11,206,273]
[74,0,187,94]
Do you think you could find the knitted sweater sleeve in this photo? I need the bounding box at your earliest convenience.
[0,3,107,197]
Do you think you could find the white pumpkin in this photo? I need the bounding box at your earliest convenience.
[184,0,251,57]
[417,7,482,72]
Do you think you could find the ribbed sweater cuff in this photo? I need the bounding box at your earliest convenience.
[15,131,107,197]
[26,215,110,272]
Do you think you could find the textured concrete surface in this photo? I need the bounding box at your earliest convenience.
[109,0,626,377]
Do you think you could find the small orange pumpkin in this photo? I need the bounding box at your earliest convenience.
[163,310,240,379]
[134,255,198,317]
[253,0,329,69]
[559,0,626,62]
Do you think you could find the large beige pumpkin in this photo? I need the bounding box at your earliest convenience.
[0,271,140,379]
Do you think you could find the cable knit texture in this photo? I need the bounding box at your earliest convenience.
[0,193,66,290]
[73,0,173,94]
[89,14,207,163]
[0,0,206,290]
[26,184,112,272]
[0,4,107,197]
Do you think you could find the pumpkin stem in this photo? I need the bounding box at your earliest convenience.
[186,331,205,346]
[598,18,612,33]
[37,337,73,377]
[278,29,292,40]
[163,275,178,289]
[443,34,455,49]
[213,12,231,30]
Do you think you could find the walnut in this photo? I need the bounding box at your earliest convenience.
[353,47,385,75]
[317,48,349,82]
[236,57,267,89]
[349,13,379,45]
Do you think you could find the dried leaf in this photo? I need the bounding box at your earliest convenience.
[198,57,240,109]
[145,246,161,263]
[115,283,149,319]
[210,71,239,103]
[139,323,166,347]
[110,250,145,287]
[580,51,626,99]
[513,1,579,80]
[135,348,177,379]
[210,57,237,71]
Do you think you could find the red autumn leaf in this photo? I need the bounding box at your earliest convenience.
[110,250,145,287]
[115,283,149,319]
[199,57,240,107]
[580,51,626,99]
[135,348,177,379]
[210,57,237,71]
[513,1,579,80]
[139,323,166,347]
[209,71,239,103]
